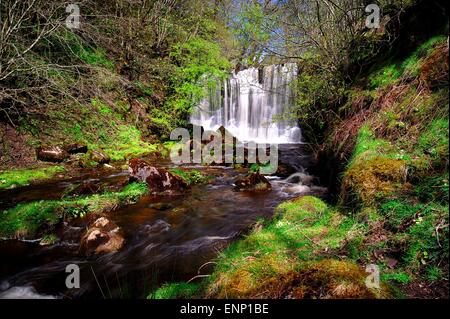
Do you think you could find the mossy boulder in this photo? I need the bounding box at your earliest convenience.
[341,157,408,207]
[251,259,389,299]
[205,196,388,299]
[128,158,189,194]
[233,172,271,192]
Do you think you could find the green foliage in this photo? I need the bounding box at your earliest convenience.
[0,201,62,239]
[134,81,153,97]
[165,36,231,127]
[149,108,174,138]
[148,282,199,299]
[65,31,115,70]
[249,162,272,173]
[61,100,159,162]
[0,166,65,190]
[368,63,402,88]
[102,125,158,161]
[92,98,113,115]
[402,35,447,76]
[426,266,444,281]
[233,2,274,65]
[293,53,347,139]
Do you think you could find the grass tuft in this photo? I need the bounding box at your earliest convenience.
[148,282,199,299]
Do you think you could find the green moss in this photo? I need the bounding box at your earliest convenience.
[381,272,412,284]
[205,196,369,298]
[368,63,402,88]
[379,200,420,229]
[0,182,148,239]
[348,125,392,167]
[101,125,158,161]
[64,106,159,161]
[402,35,448,76]
[169,168,209,185]
[417,118,449,166]
[342,156,407,207]
[404,203,448,273]
[426,266,444,281]
[50,94,162,163]
[148,282,199,299]
[0,166,65,190]
[368,35,447,88]
[92,98,113,115]
[0,201,61,239]
[342,125,411,207]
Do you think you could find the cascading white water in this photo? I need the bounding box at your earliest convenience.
[190,63,301,144]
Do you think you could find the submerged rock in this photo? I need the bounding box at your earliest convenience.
[233,172,272,192]
[148,202,173,210]
[273,163,297,178]
[67,181,104,196]
[128,158,189,194]
[80,217,124,255]
[36,146,69,162]
[64,143,88,154]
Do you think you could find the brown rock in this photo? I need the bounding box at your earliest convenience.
[273,163,296,178]
[234,172,272,192]
[128,158,189,194]
[64,143,88,154]
[36,146,69,162]
[80,217,124,255]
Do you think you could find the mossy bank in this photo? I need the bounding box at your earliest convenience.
[149,34,449,299]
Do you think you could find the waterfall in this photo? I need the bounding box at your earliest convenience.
[190,63,301,144]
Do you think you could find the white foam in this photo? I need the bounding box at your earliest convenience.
[0,285,58,299]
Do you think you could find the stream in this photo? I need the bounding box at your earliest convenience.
[0,144,326,299]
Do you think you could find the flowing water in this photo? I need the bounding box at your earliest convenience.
[0,64,326,299]
[190,63,301,144]
[0,146,326,299]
